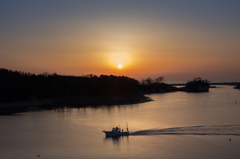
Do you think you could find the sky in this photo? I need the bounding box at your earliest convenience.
[1,0,240,82]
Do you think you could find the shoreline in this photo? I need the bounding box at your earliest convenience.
[0,96,152,115]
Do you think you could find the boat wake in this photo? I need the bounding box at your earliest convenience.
[130,125,240,136]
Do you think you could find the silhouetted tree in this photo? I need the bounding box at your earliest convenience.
[186,77,209,92]
[145,77,153,85]
[155,76,165,84]
[140,76,176,93]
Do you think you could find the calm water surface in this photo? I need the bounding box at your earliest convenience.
[1,85,240,159]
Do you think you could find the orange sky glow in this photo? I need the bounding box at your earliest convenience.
[1,1,240,82]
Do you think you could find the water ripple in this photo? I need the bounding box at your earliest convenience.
[131,125,240,136]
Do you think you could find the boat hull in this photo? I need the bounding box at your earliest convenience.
[103,131,129,137]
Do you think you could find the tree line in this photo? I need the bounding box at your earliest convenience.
[140,76,177,93]
[0,68,142,104]
[0,68,211,106]
[185,77,209,92]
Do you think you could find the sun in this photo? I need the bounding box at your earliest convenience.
[118,64,122,69]
[109,52,130,69]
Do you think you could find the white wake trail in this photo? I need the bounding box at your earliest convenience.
[131,125,240,136]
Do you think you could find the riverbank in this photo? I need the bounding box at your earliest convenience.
[0,96,152,115]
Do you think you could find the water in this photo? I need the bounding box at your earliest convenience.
[0,85,240,159]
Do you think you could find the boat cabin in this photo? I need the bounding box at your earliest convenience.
[112,127,121,132]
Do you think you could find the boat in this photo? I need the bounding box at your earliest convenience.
[103,124,129,137]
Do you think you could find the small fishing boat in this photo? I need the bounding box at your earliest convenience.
[103,124,129,137]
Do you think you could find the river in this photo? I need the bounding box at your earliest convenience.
[0,85,240,159]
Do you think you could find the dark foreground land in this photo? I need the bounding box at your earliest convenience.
[1,68,239,115]
[0,68,152,115]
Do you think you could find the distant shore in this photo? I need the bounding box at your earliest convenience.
[0,96,152,115]
[170,82,240,86]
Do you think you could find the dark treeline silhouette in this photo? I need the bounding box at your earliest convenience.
[0,68,143,106]
[0,68,215,113]
[140,76,177,93]
[185,77,210,92]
